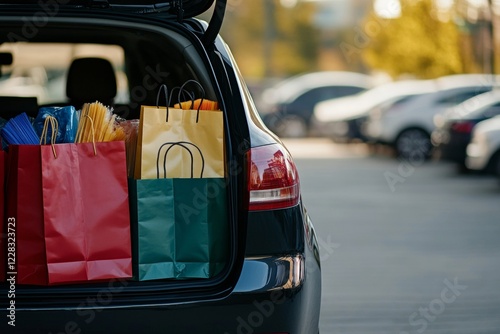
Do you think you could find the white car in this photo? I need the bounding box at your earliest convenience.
[364,74,498,158]
[311,79,436,142]
[466,116,500,176]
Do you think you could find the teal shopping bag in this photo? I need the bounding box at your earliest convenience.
[130,141,228,281]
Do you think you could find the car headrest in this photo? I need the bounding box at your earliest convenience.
[66,57,117,107]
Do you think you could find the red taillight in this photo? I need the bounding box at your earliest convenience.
[247,144,300,211]
[451,121,475,134]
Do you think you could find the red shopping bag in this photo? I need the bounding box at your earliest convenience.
[6,141,132,285]
[42,141,132,284]
[6,145,47,285]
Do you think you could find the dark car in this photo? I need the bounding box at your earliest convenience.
[260,71,374,138]
[0,1,321,333]
[432,90,500,168]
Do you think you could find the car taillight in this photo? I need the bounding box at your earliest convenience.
[451,121,475,134]
[247,144,300,211]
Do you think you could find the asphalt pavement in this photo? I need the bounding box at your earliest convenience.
[284,139,500,334]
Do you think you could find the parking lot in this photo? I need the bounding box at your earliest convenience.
[285,139,500,334]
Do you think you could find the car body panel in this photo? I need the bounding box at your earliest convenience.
[466,116,500,171]
[0,0,216,19]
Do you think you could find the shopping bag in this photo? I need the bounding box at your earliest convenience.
[6,145,48,285]
[41,140,132,284]
[6,117,132,285]
[0,146,6,282]
[135,81,224,179]
[130,142,228,281]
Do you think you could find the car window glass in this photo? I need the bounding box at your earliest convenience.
[0,43,128,105]
[291,86,364,109]
[437,89,489,105]
[481,102,500,118]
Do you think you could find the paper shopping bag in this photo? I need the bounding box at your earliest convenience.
[130,140,228,281]
[0,147,6,282]
[41,141,132,284]
[6,141,132,285]
[6,145,48,285]
[130,178,228,281]
[135,81,224,179]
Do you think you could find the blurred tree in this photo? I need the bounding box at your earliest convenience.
[360,0,463,79]
[220,0,320,78]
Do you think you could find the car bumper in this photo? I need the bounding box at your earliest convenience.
[434,133,471,164]
[328,117,368,142]
[2,254,321,334]
[466,143,490,171]
[364,117,395,144]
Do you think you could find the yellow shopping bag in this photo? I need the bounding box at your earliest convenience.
[135,81,224,179]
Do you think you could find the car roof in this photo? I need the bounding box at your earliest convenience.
[435,74,500,90]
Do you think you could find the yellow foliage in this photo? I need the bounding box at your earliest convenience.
[221,0,319,78]
[362,0,464,79]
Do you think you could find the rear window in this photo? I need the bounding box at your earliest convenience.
[290,85,365,109]
[0,43,128,105]
[437,89,490,105]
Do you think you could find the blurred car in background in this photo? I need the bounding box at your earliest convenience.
[363,74,496,158]
[466,116,500,177]
[259,71,376,138]
[432,90,500,170]
[312,79,436,143]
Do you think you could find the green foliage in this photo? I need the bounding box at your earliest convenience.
[362,0,463,79]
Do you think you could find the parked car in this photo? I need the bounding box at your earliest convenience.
[432,90,500,169]
[0,1,321,333]
[312,79,437,143]
[466,116,500,176]
[260,71,375,138]
[363,74,496,158]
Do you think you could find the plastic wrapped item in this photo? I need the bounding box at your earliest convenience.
[120,119,139,178]
[76,102,126,143]
[34,106,79,144]
[1,112,39,145]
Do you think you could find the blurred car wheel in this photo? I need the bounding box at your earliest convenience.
[395,128,432,159]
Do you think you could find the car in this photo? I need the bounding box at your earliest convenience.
[466,116,500,177]
[362,74,497,158]
[312,79,437,143]
[432,90,500,170]
[260,71,376,138]
[0,1,321,334]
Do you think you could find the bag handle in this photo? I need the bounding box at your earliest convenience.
[40,116,59,158]
[84,115,98,156]
[156,84,170,122]
[156,85,195,123]
[177,80,206,123]
[169,86,195,108]
[156,141,205,179]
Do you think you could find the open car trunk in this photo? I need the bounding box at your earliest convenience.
[0,9,238,309]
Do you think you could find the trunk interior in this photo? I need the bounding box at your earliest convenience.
[0,14,237,308]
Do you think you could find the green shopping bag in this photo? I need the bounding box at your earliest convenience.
[129,142,228,281]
